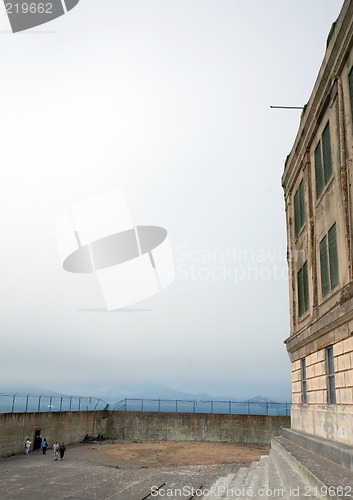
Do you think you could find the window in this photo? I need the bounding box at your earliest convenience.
[297,261,309,317]
[315,122,333,198]
[320,223,339,298]
[349,66,353,126]
[301,357,308,404]
[326,346,336,405]
[294,180,306,237]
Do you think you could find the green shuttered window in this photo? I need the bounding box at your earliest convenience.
[320,236,330,297]
[315,122,333,199]
[320,223,339,298]
[315,143,324,198]
[322,123,332,182]
[328,224,339,289]
[294,180,306,237]
[297,261,309,317]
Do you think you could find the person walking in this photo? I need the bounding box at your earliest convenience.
[59,443,66,460]
[53,441,60,461]
[41,438,48,455]
[24,438,31,455]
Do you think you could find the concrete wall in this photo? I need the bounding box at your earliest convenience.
[0,411,108,457]
[105,411,289,445]
[0,411,289,458]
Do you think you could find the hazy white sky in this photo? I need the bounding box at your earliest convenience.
[0,0,344,400]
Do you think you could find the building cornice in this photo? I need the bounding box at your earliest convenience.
[282,0,353,193]
[285,285,353,354]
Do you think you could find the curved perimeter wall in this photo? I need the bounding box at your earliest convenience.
[0,411,290,457]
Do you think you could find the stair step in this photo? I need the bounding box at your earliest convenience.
[221,459,270,499]
[268,455,287,500]
[282,428,353,470]
[242,461,260,490]
[200,471,236,499]
[228,467,250,489]
[253,456,269,492]
[271,436,353,500]
[270,441,315,500]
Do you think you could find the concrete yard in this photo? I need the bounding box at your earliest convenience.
[0,440,270,499]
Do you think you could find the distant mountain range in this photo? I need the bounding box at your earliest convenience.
[0,381,290,403]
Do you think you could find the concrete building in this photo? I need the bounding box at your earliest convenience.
[282,0,353,446]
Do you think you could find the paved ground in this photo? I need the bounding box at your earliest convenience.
[0,440,270,499]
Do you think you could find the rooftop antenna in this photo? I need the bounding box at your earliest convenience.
[270,106,304,109]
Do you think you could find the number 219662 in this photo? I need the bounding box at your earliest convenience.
[6,3,53,14]
[304,485,352,497]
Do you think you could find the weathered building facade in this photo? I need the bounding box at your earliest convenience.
[282,0,353,445]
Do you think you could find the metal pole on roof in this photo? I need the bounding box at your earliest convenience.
[270,106,304,109]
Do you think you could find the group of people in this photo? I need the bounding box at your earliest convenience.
[24,437,66,460]
[52,441,66,460]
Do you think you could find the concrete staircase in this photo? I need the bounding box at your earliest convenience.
[201,457,273,499]
[203,431,353,499]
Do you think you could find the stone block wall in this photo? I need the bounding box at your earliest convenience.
[291,336,353,445]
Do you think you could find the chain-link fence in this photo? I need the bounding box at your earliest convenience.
[0,394,109,413]
[112,398,291,416]
[1,394,291,416]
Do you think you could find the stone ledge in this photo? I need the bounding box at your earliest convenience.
[282,428,353,470]
[272,436,353,499]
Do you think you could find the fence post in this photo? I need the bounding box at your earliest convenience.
[25,395,29,413]
[266,402,269,415]
[60,397,63,412]
[141,398,144,411]
[228,400,231,414]
[38,395,41,412]
[175,399,178,412]
[11,394,16,413]
[78,397,81,411]
[49,396,52,412]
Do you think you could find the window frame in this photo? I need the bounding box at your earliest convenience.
[348,66,353,129]
[326,346,336,405]
[301,357,308,404]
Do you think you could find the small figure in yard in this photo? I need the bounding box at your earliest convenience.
[41,438,48,455]
[59,443,66,460]
[24,438,31,455]
[34,435,42,452]
[53,441,60,461]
